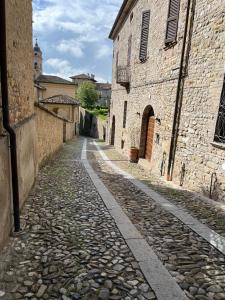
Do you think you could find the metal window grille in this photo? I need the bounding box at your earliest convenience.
[214,76,225,143]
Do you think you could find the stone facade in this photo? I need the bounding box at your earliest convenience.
[35,105,64,166]
[0,0,37,248]
[109,0,225,201]
[37,82,76,100]
[0,0,79,249]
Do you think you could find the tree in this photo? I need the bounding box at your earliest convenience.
[77,81,99,108]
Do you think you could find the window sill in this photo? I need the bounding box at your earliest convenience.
[211,142,225,150]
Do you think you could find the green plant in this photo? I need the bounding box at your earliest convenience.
[77,82,99,108]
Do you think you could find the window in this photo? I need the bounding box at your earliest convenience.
[214,76,225,143]
[130,12,134,22]
[139,10,150,62]
[165,0,180,45]
[123,101,128,128]
[127,35,132,66]
[121,140,125,149]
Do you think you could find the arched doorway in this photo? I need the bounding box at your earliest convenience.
[111,116,115,146]
[139,106,155,161]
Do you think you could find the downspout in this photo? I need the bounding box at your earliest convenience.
[167,0,192,181]
[0,0,21,232]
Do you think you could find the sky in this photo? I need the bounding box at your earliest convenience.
[33,0,123,83]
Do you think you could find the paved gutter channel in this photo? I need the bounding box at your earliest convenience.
[83,139,188,300]
[86,139,225,300]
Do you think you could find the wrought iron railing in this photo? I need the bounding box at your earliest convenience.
[116,66,130,87]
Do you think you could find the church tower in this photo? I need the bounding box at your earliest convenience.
[33,39,42,80]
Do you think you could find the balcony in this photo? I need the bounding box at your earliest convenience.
[116,66,130,88]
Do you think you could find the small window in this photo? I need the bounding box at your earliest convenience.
[117,35,120,41]
[130,12,134,22]
[139,10,150,62]
[127,35,132,66]
[165,0,181,45]
[123,101,128,128]
[121,140,125,149]
[214,75,225,143]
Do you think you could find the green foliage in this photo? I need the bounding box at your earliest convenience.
[87,107,109,121]
[77,82,99,108]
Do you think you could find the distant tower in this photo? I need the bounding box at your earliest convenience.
[33,39,42,80]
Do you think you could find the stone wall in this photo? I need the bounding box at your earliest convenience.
[6,0,35,124]
[109,0,225,201]
[0,0,37,248]
[0,137,12,248]
[80,108,107,140]
[35,105,64,166]
[173,0,225,200]
[41,82,76,99]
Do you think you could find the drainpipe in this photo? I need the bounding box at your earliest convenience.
[167,0,192,181]
[0,0,21,232]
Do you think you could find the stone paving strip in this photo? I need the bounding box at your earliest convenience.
[95,142,225,239]
[92,140,225,257]
[0,139,156,300]
[87,139,225,300]
[82,139,188,300]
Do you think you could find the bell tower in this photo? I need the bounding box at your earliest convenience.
[33,39,42,80]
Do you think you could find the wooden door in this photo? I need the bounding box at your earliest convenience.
[145,116,155,161]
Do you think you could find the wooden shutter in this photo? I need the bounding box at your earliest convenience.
[165,0,180,44]
[127,35,132,66]
[139,10,150,62]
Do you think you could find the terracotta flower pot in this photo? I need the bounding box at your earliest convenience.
[129,147,139,163]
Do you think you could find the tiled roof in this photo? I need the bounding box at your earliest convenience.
[36,75,75,85]
[40,95,80,106]
[70,74,96,82]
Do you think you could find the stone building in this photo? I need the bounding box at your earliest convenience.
[33,42,77,100]
[109,0,225,201]
[70,73,96,86]
[0,0,79,249]
[40,95,80,136]
[96,83,112,107]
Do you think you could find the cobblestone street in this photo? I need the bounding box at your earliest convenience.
[1,138,225,300]
[0,139,155,300]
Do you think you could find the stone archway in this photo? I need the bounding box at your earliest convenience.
[111,116,116,146]
[139,106,155,161]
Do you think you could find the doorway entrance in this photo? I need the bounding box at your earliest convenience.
[111,116,115,146]
[139,106,155,161]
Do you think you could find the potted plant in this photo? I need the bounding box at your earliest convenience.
[129,127,140,163]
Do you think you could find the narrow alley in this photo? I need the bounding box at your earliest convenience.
[0,138,225,300]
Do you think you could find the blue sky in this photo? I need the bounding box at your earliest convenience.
[33,0,122,83]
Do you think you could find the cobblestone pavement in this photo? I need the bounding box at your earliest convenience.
[93,142,225,238]
[0,139,155,300]
[87,140,225,300]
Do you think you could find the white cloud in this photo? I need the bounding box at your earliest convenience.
[96,44,112,59]
[57,39,84,58]
[33,0,122,82]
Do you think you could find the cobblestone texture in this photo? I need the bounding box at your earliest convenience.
[94,142,225,238]
[88,141,225,300]
[0,139,155,300]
